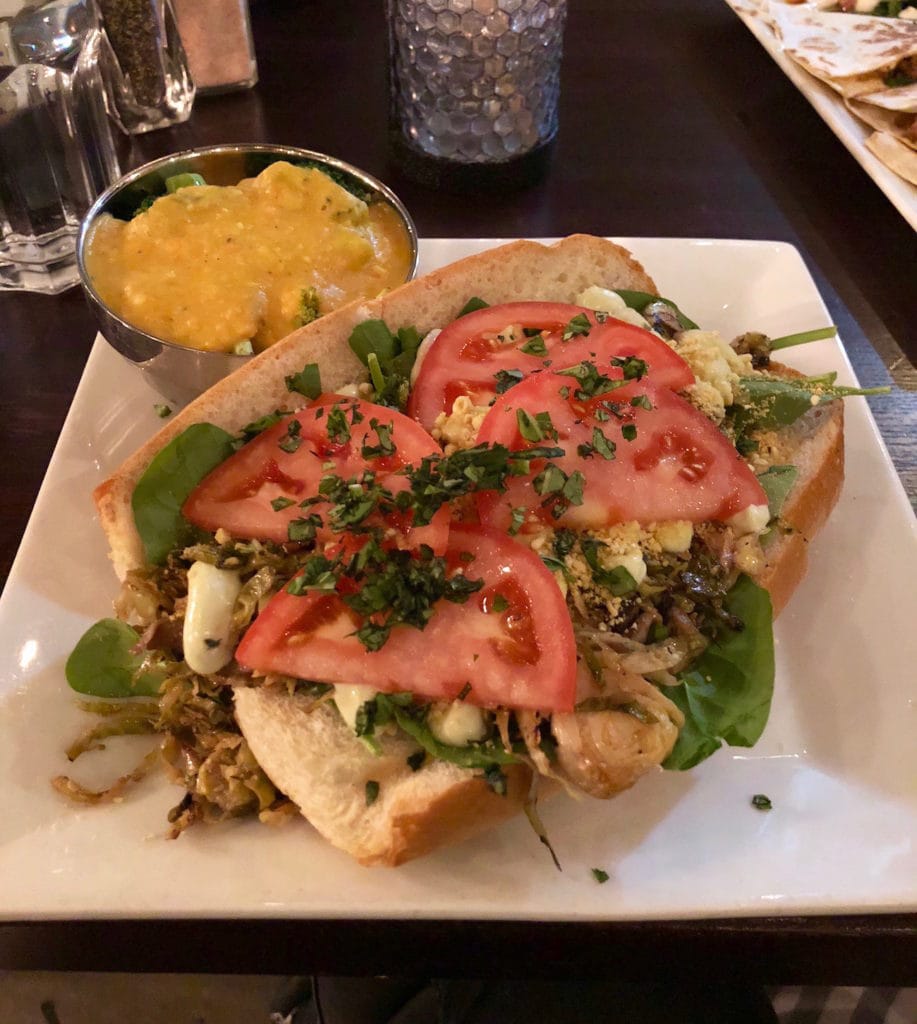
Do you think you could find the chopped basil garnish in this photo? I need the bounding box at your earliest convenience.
[562,313,592,341]
[325,404,351,444]
[285,362,322,399]
[591,868,610,884]
[577,427,616,461]
[621,423,637,442]
[751,793,772,811]
[494,368,524,394]
[365,780,380,806]
[519,334,547,356]
[516,409,557,442]
[279,420,302,454]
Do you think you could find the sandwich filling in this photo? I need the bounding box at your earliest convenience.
[61,287,883,845]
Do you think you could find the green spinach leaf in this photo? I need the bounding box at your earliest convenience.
[132,423,236,564]
[66,619,164,698]
[348,319,423,409]
[735,376,888,432]
[757,465,798,520]
[663,575,774,771]
[456,296,489,317]
[391,705,520,769]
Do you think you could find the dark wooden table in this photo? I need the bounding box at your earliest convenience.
[1,0,914,983]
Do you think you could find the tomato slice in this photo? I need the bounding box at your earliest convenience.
[407,301,694,430]
[235,524,577,713]
[476,371,767,532]
[183,397,449,554]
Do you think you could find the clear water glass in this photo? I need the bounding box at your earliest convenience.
[0,0,124,293]
[386,0,567,181]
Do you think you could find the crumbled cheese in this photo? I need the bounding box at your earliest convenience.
[410,328,440,385]
[431,395,490,453]
[726,503,770,536]
[575,286,652,329]
[652,520,693,554]
[672,329,753,420]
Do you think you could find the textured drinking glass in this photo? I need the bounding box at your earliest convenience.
[386,0,567,186]
[0,0,124,293]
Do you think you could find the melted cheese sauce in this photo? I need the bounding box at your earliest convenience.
[85,161,412,353]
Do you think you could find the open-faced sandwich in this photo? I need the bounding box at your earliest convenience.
[62,236,884,866]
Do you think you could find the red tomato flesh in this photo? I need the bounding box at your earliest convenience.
[407,301,694,430]
[235,524,577,713]
[476,371,767,532]
[183,397,449,554]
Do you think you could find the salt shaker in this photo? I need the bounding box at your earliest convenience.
[172,0,257,94]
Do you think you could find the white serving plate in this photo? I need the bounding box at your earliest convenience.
[725,0,917,232]
[0,238,915,922]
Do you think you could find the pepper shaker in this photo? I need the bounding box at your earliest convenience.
[172,0,258,94]
[97,0,195,133]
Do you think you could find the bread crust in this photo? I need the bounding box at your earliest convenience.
[233,687,534,867]
[95,237,847,866]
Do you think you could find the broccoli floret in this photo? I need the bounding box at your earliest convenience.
[296,288,321,328]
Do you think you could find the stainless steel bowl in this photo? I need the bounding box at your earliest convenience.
[77,144,419,405]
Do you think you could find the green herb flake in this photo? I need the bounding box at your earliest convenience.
[279,420,302,454]
[491,594,509,613]
[591,868,610,884]
[361,419,396,460]
[154,404,172,419]
[365,780,380,806]
[326,405,352,445]
[285,362,322,399]
[612,355,649,381]
[629,394,653,411]
[751,793,772,811]
[578,427,616,461]
[508,506,526,537]
[516,408,557,443]
[271,496,296,511]
[287,514,322,543]
[621,423,637,442]
[562,313,592,341]
[494,368,524,394]
[519,334,548,356]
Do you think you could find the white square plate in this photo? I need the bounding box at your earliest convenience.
[0,238,915,921]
